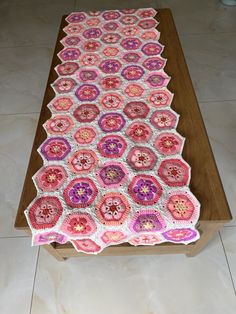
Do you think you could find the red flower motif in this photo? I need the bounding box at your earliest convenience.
[100,76,121,90]
[158,159,190,187]
[73,104,100,123]
[126,122,152,143]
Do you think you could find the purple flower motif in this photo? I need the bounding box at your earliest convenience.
[143,57,165,71]
[102,138,122,155]
[64,36,80,46]
[60,48,81,61]
[83,28,102,39]
[67,13,86,23]
[147,74,165,87]
[123,52,141,63]
[133,179,157,201]
[99,59,122,74]
[121,38,142,50]
[133,214,163,232]
[68,182,93,204]
[103,22,119,31]
[99,165,125,185]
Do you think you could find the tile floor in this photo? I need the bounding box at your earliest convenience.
[0,0,235,313]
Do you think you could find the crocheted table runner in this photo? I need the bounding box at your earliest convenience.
[25,8,200,254]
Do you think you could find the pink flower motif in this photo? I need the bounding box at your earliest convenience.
[154,132,184,155]
[71,239,101,254]
[75,84,100,101]
[142,42,163,56]
[95,192,130,225]
[87,11,101,16]
[50,97,74,111]
[148,90,173,107]
[86,17,101,26]
[63,24,84,35]
[103,46,119,57]
[101,231,126,244]
[28,197,63,230]
[100,76,121,90]
[61,212,97,236]
[120,15,138,25]
[146,73,170,88]
[129,234,161,246]
[57,62,79,76]
[74,127,96,144]
[162,228,198,243]
[98,112,126,132]
[103,22,119,31]
[158,159,190,187]
[80,53,100,66]
[166,194,195,220]
[45,115,74,135]
[120,9,137,14]
[53,78,76,93]
[102,10,121,20]
[100,93,123,109]
[125,84,144,97]
[123,101,149,119]
[77,69,98,82]
[40,137,71,161]
[121,26,139,36]
[127,146,157,171]
[150,109,178,129]
[141,30,159,40]
[121,65,144,81]
[34,166,67,192]
[73,104,100,122]
[58,48,81,61]
[62,36,81,47]
[138,8,157,18]
[126,122,152,143]
[33,232,68,245]
[83,40,101,52]
[101,33,121,44]
[68,150,98,174]
[122,52,141,63]
[138,19,158,29]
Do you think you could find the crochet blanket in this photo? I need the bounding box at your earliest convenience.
[25,8,200,254]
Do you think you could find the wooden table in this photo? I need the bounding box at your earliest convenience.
[15,9,232,261]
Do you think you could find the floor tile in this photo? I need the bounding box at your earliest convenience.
[31,235,236,314]
[0,237,38,314]
[199,101,236,225]
[0,0,74,48]
[221,227,236,289]
[75,0,157,11]
[180,32,236,102]
[0,46,52,114]
[74,0,236,34]
[0,113,38,237]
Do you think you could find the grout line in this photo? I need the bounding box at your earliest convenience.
[0,235,29,239]
[200,99,236,104]
[0,111,40,116]
[179,31,236,37]
[219,231,236,296]
[29,248,40,314]
[0,45,53,49]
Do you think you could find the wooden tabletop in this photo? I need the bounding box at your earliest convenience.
[15,8,232,230]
